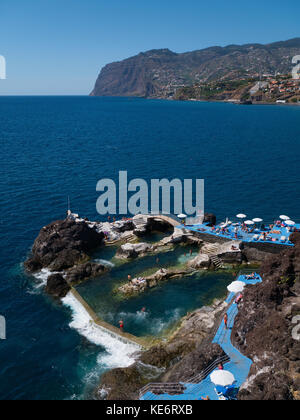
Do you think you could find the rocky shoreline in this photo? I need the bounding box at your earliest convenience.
[96,299,229,400]
[96,233,300,401]
[232,232,300,400]
[24,213,300,400]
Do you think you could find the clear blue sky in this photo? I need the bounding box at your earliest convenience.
[0,0,299,95]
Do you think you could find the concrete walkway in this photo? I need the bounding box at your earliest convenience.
[141,273,262,400]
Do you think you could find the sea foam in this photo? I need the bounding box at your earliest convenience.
[93,259,115,268]
[33,269,58,288]
[62,292,139,369]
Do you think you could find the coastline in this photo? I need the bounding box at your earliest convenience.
[24,211,300,400]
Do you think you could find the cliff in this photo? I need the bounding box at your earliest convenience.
[232,232,300,400]
[90,38,300,98]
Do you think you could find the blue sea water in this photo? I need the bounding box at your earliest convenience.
[0,96,299,400]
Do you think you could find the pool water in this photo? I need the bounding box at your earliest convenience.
[76,245,234,337]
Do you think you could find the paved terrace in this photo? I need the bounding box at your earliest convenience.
[180,222,299,247]
[140,273,262,401]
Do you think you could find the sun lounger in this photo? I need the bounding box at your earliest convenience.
[214,387,227,400]
[215,385,237,401]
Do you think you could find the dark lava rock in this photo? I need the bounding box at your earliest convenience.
[160,343,227,383]
[25,219,104,273]
[45,274,70,298]
[203,213,217,226]
[96,365,148,401]
[65,262,108,284]
[232,232,300,400]
[240,243,272,263]
[112,220,135,233]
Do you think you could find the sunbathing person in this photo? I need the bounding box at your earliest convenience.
[235,293,243,305]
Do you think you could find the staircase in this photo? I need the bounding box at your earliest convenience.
[202,244,224,268]
[210,255,223,268]
[139,354,230,400]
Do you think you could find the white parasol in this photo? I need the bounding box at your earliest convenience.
[210,370,236,387]
[227,281,245,293]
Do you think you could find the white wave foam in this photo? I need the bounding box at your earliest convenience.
[150,308,183,335]
[94,259,115,268]
[118,310,149,323]
[62,292,139,369]
[113,308,182,336]
[33,268,56,289]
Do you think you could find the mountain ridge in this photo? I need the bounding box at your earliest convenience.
[90,38,300,98]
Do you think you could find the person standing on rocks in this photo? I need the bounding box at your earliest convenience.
[119,320,124,332]
[224,313,228,330]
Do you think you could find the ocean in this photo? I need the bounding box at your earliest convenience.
[0,96,299,400]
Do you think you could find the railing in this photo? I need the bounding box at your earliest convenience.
[139,269,263,400]
[139,354,230,399]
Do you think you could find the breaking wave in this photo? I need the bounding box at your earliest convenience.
[94,259,115,268]
[62,292,139,369]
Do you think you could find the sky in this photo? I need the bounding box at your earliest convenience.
[0,0,299,95]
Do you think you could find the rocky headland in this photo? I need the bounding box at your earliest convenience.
[25,212,275,299]
[24,212,299,400]
[24,218,105,273]
[90,38,300,99]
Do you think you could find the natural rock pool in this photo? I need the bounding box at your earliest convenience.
[76,245,235,338]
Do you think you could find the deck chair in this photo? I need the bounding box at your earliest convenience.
[215,385,238,401]
[214,387,227,400]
